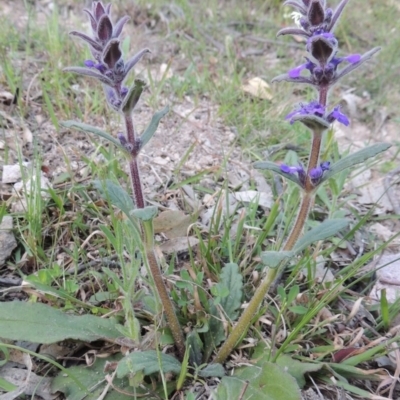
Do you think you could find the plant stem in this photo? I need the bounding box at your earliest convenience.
[143,222,186,359]
[124,114,185,359]
[214,192,312,364]
[215,112,325,363]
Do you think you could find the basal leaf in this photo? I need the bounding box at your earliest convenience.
[205,263,244,355]
[253,160,301,186]
[198,363,225,378]
[322,143,391,182]
[52,355,158,400]
[260,251,294,268]
[220,263,243,320]
[116,350,182,378]
[0,302,122,344]
[61,120,122,149]
[186,330,203,366]
[294,219,349,253]
[130,206,158,221]
[94,180,135,218]
[139,106,169,150]
[276,355,322,388]
[214,362,301,400]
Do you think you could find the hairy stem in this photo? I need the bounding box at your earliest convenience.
[215,82,330,363]
[142,221,186,359]
[214,192,312,364]
[124,114,185,359]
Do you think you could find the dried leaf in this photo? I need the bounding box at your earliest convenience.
[242,77,273,100]
[153,210,192,239]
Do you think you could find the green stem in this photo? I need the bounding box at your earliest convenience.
[124,114,185,360]
[214,193,312,364]
[142,220,185,359]
[214,127,323,364]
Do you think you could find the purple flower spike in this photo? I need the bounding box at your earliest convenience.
[327,106,349,126]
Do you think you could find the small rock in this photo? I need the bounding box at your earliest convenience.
[0,216,17,266]
[2,162,31,184]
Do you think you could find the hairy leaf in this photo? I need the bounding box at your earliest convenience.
[206,263,243,356]
[219,263,243,320]
[186,330,203,366]
[52,355,160,400]
[294,219,349,253]
[0,302,121,344]
[276,355,322,388]
[322,143,391,182]
[94,180,135,218]
[61,120,122,149]
[260,251,294,268]
[139,106,169,150]
[116,350,182,378]
[214,362,301,400]
[253,160,301,186]
[198,363,225,378]
[130,206,158,221]
[121,79,146,115]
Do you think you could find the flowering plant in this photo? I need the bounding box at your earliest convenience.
[214,0,389,364]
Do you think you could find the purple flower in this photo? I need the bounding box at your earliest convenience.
[285,101,349,127]
[285,101,325,124]
[288,59,316,78]
[280,164,302,174]
[280,163,307,187]
[327,106,349,126]
[281,161,330,187]
[320,161,330,171]
[310,166,323,185]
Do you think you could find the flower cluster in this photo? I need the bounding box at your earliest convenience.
[281,161,330,187]
[273,0,380,129]
[65,1,149,111]
[285,101,349,126]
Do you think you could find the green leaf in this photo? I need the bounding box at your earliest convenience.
[198,363,225,378]
[206,263,244,356]
[219,263,243,320]
[121,79,146,115]
[288,305,308,315]
[139,106,169,150]
[380,288,390,330]
[206,304,226,356]
[94,180,135,218]
[294,219,349,253]
[52,355,158,400]
[116,350,182,378]
[260,251,294,268]
[186,330,203,366]
[0,377,17,392]
[130,206,158,221]
[276,355,322,388]
[214,362,301,400]
[322,143,391,182]
[253,160,301,186]
[0,302,122,343]
[61,120,122,149]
